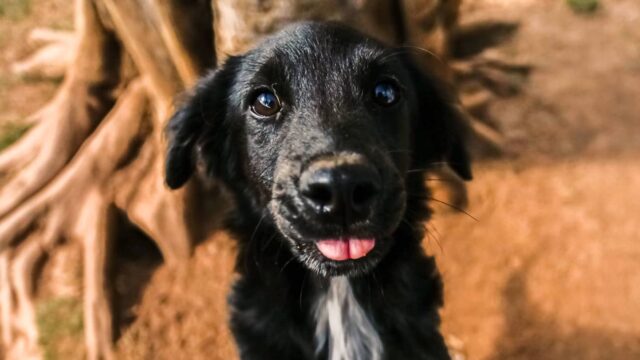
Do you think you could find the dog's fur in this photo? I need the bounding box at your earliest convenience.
[165,22,471,360]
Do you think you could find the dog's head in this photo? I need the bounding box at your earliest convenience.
[165,22,471,277]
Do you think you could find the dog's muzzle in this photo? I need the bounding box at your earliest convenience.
[299,154,380,261]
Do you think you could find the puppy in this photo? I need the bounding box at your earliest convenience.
[165,22,471,360]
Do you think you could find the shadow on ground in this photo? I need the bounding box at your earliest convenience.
[491,262,640,360]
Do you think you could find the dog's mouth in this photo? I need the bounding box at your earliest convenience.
[269,195,403,277]
[315,237,376,261]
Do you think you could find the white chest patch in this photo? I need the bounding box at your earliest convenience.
[314,276,383,360]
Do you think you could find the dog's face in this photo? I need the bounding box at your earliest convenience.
[165,23,471,277]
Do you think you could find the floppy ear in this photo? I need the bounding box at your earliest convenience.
[405,58,473,181]
[165,56,241,189]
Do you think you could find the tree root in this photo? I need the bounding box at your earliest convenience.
[0,73,210,358]
[0,0,123,219]
[0,79,113,218]
[0,80,150,359]
[450,23,532,156]
[450,20,520,59]
[0,0,215,355]
[452,55,531,97]
[467,114,506,157]
[0,122,45,176]
[78,190,115,360]
[11,28,77,80]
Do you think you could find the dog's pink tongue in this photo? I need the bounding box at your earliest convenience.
[316,238,375,261]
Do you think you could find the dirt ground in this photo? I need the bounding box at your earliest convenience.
[2,0,639,359]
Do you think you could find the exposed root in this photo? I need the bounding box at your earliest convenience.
[10,237,47,358]
[467,115,506,157]
[450,20,531,98]
[452,52,530,156]
[1,214,61,360]
[27,28,75,44]
[0,252,13,345]
[459,88,505,156]
[0,80,149,359]
[11,28,77,80]
[448,19,532,156]
[0,123,45,176]
[0,79,147,245]
[0,79,97,176]
[0,0,124,219]
[77,190,116,360]
[450,20,520,59]
[0,79,114,218]
[460,89,493,118]
[111,152,199,264]
[453,53,531,97]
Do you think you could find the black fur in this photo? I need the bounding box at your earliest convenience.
[166,22,471,360]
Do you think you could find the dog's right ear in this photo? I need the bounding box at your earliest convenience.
[402,56,473,181]
[165,57,241,189]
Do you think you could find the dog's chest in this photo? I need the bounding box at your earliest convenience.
[313,277,382,360]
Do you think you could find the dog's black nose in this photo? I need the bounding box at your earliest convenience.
[300,161,380,223]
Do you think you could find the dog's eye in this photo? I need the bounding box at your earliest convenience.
[251,90,281,117]
[373,81,400,107]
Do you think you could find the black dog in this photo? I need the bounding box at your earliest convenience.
[165,22,471,360]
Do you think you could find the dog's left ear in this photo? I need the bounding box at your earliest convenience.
[405,59,473,181]
[165,57,241,189]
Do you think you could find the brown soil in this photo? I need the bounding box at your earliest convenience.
[2,0,639,359]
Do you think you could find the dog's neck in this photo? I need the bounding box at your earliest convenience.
[314,276,383,360]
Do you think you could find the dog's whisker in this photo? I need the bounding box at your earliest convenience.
[399,215,443,253]
[398,45,444,63]
[253,171,275,185]
[424,223,444,253]
[261,232,278,252]
[279,256,297,273]
[385,148,412,155]
[377,45,444,65]
[371,271,385,301]
[249,211,268,245]
[247,209,273,272]
[274,234,285,265]
[405,162,453,174]
[299,272,308,310]
[427,222,443,240]
[423,177,459,183]
[407,194,479,222]
[400,218,420,234]
[255,176,275,186]
[428,197,477,222]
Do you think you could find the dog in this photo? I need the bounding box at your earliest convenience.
[165,22,472,360]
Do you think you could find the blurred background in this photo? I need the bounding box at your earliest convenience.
[0,0,639,359]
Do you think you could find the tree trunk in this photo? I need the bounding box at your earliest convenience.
[0,1,524,358]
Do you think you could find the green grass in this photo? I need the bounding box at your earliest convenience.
[0,122,30,152]
[37,297,84,360]
[0,0,32,20]
[567,0,599,14]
